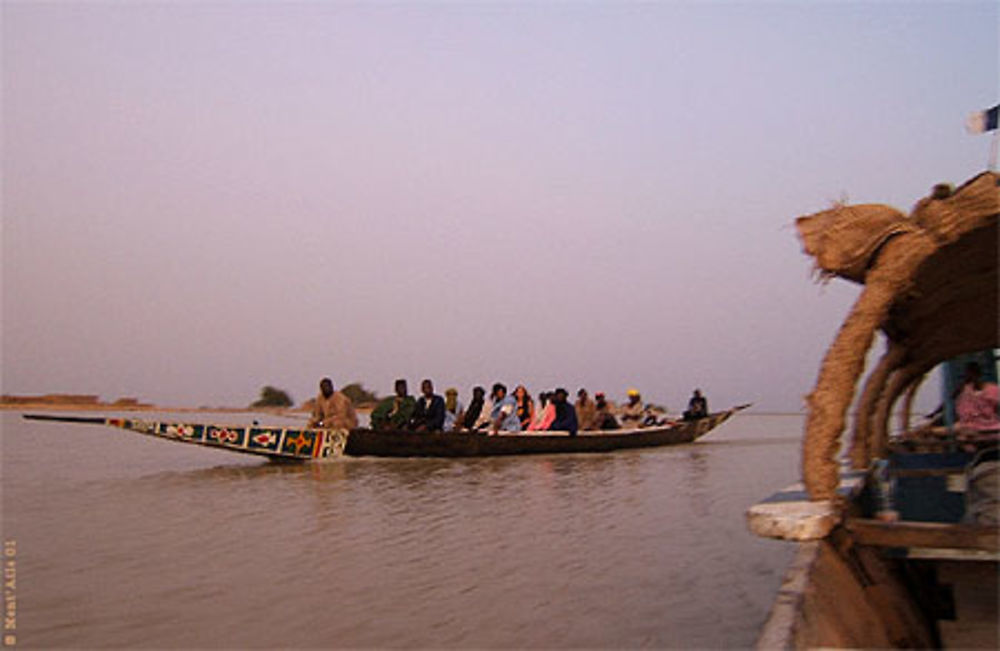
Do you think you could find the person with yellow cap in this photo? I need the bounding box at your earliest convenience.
[443,387,464,431]
[620,388,645,429]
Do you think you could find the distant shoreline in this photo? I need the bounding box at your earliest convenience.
[0,393,301,413]
[0,396,384,416]
[0,401,303,414]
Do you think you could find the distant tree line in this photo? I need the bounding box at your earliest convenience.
[340,382,378,405]
[251,386,293,408]
[250,382,379,410]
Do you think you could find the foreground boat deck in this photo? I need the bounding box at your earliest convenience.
[748,445,1000,649]
[937,560,999,649]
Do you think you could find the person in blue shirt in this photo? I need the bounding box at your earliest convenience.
[548,387,579,436]
[489,383,522,434]
[683,389,709,421]
[409,379,446,432]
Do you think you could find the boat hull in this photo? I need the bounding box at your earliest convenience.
[757,535,941,649]
[345,418,718,458]
[24,406,744,462]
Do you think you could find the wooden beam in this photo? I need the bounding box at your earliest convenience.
[891,468,966,478]
[845,518,999,551]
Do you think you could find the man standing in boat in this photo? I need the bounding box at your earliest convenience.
[308,378,359,429]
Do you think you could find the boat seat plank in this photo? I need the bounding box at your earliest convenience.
[844,518,999,552]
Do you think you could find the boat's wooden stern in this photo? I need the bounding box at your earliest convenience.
[748,447,1000,649]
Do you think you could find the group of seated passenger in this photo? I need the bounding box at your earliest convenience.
[309,377,710,435]
[367,380,577,435]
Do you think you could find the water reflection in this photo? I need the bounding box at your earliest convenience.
[684,450,711,517]
[3,412,803,648]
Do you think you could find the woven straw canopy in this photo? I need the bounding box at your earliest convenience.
[796,171,999,501]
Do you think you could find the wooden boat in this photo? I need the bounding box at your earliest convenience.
[747,172,999,648]
[23,404,748,462]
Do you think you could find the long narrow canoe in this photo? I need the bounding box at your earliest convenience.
[22,405,748,462]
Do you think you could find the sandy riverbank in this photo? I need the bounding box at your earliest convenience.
[1,397,376,418]
[1,401,299,414]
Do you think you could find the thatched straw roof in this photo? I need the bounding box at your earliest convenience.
[796,171,999,501]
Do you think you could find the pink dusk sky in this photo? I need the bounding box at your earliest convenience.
[2,1,997,412]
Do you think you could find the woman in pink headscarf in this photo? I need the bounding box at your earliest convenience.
[955,362,1000,432]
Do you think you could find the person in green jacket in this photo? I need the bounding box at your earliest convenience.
[370,379,416,430]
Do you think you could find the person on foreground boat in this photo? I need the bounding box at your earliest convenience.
[308,378,359,429]
[547,388,579,436]
[513,385,535,429]
[370,379,416,430]
[575,388,597,430]
[409,379,446,432]
[528,391,555,431]
[620,389,645,428]
[593,392,620,430]
[443,388,464,431]
[683,389,708,421]
[489,383,522,434]
[955,362,1000,434]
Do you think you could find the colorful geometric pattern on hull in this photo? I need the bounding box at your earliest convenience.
[106,418,348,461]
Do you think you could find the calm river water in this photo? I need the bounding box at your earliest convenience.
[1,411,801,649]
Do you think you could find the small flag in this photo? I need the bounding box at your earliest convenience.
[966,104,999,133]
